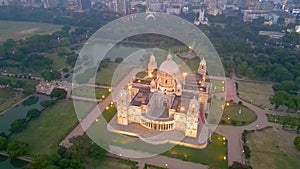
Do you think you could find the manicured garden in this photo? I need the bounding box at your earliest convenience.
[89,105,228,169]
[220,103,257,126]
[162,135,228,169]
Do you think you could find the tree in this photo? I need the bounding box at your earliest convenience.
[40,100,56,108]
[29,154,62,169]
[51,88,67,99]
[41,70,61,81]
[26,108,41,119]
[294,136,300,151]
[7,141,29,159]
[229,162,252,169]
[115,57,123,63]
[0,136,8,150]
[10,118,28,133]
[270,90,290,110]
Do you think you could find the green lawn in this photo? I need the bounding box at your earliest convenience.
[135,71,148,79]
[0,88,14,100]
[185,57,200,73]
[162,134,228,168]
[210,79,225,93]
[102,104,117,122]
[237,81,274,110]
[96,62,136,86]
[246,128,300,169]
[221,103,257,126]
[86,157,132,169]
[72,86,111,100]
[0,21,62,42]
[9,100,95,155]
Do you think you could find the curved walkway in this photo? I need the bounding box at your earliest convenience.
[215,77,286,165]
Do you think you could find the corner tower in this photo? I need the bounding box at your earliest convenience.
[148,53,157,77]
[198,58,206,82]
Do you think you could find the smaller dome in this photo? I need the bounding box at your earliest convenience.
[150,53,156,61]
[159,54,180,76]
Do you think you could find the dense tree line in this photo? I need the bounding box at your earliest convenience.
[294,136,300,151]
[270,81,300,110]
[181,12,300,82]
[28,134,107,169]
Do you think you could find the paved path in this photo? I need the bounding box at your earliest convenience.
[215,77,280,165]
[0,151,32,163]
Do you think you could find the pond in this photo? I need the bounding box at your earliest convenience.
[0,155,28,169]
[0,94,52,135]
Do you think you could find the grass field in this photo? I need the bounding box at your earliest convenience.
[246,128,300,169]
[96,62,136,86]
[72,86,110,100]
[0,21,62,42]
[9,100,95,155]
[210,79,225,93]
[162,134,228,169]
[221,103,257,126]
[0,88,14,100]
[86,157,132,169]
[237,81,274,109]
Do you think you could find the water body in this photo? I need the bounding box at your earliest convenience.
[0,94,52,135]
[0,155,28,169]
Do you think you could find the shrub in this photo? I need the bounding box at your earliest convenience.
[40,100,56,108]
[7,141,29,159]
[294,136,300,151]
[231,120,237,126]
[51,88,67,99]
[26,108,41,119]
[0,136,8,150]
[243,145,251,158]
[10,118,28,133]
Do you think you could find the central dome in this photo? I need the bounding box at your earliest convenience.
[159,53,180,76]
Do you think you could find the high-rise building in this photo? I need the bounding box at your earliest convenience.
[43,0,59,8]
[114,0,130,15]
[78,0,91,10]
[0,0,8,6]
